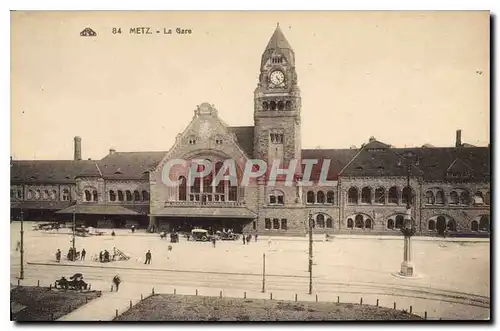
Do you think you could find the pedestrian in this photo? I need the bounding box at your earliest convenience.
[212,237,216,248]
[242,234,246,245]
[255,234,258,242]
[81,248,86,260]
[15,240,20,252]
[247,234,252,244]
[111,230,116,237]
[112,275,121,292]
[104,250,110,262]
[99,250,103,263]
[55,249,61,262]
[268,237,272,248]
[145,250,152,264]
[131,225,136,233]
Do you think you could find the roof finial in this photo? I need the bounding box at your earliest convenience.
[277,22,280,27]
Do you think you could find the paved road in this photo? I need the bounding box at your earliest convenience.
[11,259,490,320]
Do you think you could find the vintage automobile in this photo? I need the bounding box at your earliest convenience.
[188,229,211,242]
[55,273,88,291]
[33,222,60,231]
[216,230,240,241]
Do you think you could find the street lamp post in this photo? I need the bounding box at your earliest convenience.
[71,202,77,261]
[308,213,313,294]
[19,209,24,279]
[398,155,417,277]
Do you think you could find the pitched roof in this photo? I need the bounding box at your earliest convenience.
[338,138,490,181]
[10,160,95,184]
[56,204,148,215]
[261,24,295,67]
[81,151,166,180]
[265,24,293,51]
[228,126,254,158]
[301,149,359,181]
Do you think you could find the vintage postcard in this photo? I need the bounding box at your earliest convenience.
[10,11,490,321]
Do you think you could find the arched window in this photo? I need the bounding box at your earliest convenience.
[125,190,132,201]
[479,215,490,232]
[27,189,33,200]
[355,214,364,228]
[270,101,277,111]
[62,189,70,201]
[361,187,372,204]
[317,191,325,204]
[269,190,284,205]
[285,100,292,111]
[93,190,98,202]
[51,190,57,200]
[142,190,150,201]
[428,220,436,231]
[435,190,445,205]
[316,214,325,228]
[348,187,358,204]
[388,187,399,204]
[277,101,285,111]
[365,219,372,229]
[447,219,456,232]
[395,215,404,229]
[375,187,385,204]
[459,191,470,205]
[485,191,491,205]
[179,176,187,201]
[134,190,141,201]
[387,219,394,229]
[117,190,124,201]
[84,190,91,201]
[473,192,484,205]
[17,190,22,199]
[449,191,458,204]
[306,191,315,204]
[109,190,116,202]
[326,217,333,228]
[42,190,49,200]
[35,190,41,199]
[326,191,334,204]
[471,221,479,231]
[402,187,413,205]
[347,218,354,229]
[228,186,238,202]
[262,101,269,111]
[425,191,435,204]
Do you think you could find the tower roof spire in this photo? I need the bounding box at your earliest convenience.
[265,23,292,51]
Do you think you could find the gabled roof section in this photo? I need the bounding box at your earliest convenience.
[301,149,358,181]
[10,160,95,184]
[228,126,254,158]
[340,138,421,177]
[88,151,167,180]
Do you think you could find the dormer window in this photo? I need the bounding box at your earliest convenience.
[115,168,123,175]
[188,136,196,145]
[215,135,223,145]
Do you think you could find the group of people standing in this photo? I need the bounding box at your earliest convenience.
[242,233,258,245]
[55,247,86,262]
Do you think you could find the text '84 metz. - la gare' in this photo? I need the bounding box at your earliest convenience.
[10,25,490,237]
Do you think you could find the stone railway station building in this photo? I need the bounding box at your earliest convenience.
[10,26,490,236]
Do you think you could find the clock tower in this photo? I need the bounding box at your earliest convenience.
[254,24,302,169]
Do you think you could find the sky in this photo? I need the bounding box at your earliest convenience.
[10,11,490,160]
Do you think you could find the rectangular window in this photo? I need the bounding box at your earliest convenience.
[269,195,276,204]
[265,218,271,229]
[281,219,287,230]
[273,218,280,229]
[277,195,284,205]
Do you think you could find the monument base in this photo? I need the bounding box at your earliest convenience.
[399,260,416,277]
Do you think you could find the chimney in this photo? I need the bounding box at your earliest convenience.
[455,130,462,148]
[109,148,116,155]
[74,136,82,161]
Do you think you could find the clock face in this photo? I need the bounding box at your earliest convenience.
[270,70,285,85]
